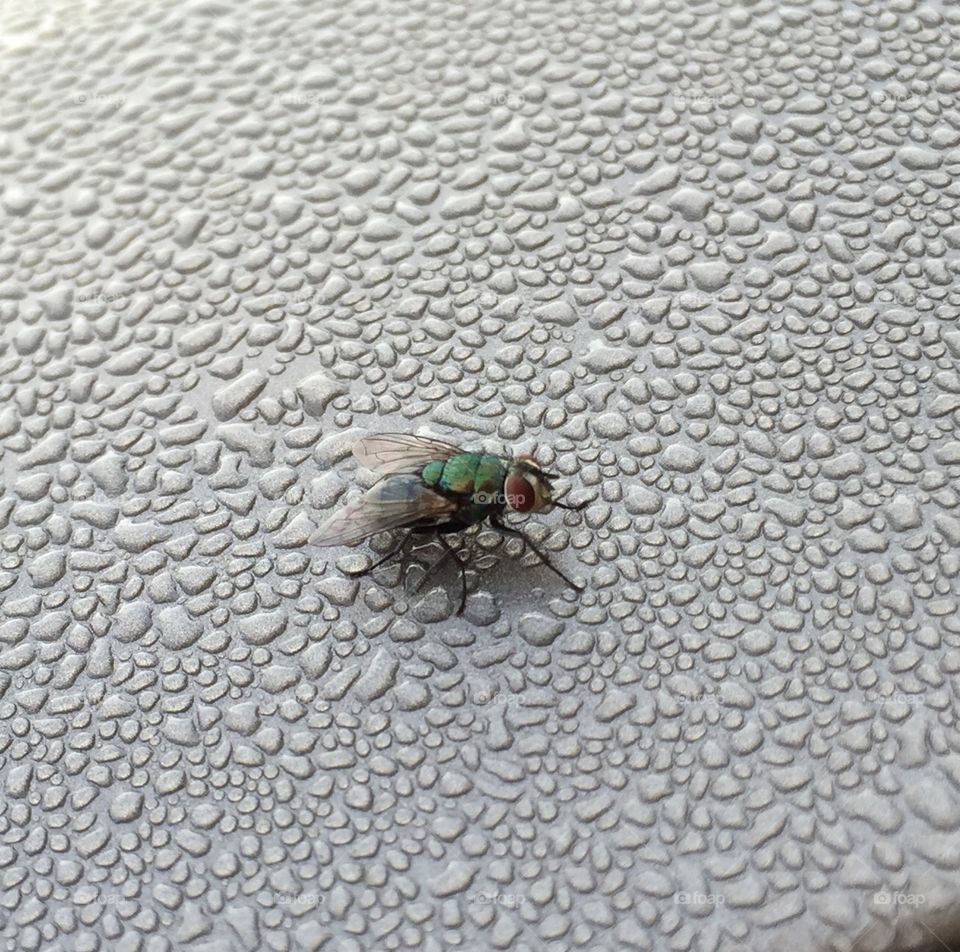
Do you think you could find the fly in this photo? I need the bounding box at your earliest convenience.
[309,433,587,614]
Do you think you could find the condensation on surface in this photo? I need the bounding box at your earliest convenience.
[2,2,960,951]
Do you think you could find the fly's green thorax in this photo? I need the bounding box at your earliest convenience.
[421,453,508,496]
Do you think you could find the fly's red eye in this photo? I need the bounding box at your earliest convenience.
[504,474,536,513]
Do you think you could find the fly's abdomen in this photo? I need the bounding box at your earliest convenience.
[421,453,507,499]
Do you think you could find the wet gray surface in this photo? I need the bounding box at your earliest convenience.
[2,1,960,951]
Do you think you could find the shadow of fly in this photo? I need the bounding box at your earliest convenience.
[309,433,586,615]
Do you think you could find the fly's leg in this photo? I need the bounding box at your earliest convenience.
[344,533,409,577]
[414,538,454,593]
[413,535,468,616]
[553,498,588,512]
[490,516,584,593]
[444,535,469,616]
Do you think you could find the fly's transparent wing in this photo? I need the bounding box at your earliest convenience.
[352,433,464,475]
[309,474,458,546]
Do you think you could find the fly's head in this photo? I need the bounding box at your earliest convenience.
[504,454,585,514]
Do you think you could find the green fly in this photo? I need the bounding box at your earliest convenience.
[309,433,586,614]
